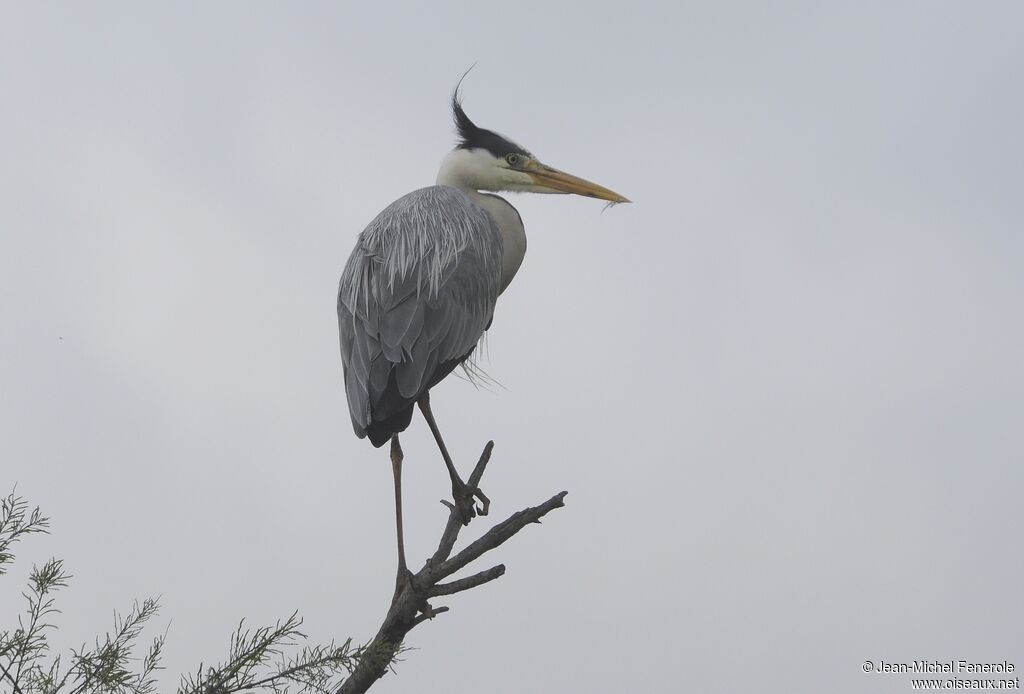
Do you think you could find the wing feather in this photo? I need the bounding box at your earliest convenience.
[337,186,503,442]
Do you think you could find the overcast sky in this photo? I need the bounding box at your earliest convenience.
[2,3,1022,693]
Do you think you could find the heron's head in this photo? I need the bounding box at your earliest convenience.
[436,93,629,203]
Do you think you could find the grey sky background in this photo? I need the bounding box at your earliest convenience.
[2,3,1022,693]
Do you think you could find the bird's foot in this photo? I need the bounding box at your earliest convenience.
[442,481,490,525]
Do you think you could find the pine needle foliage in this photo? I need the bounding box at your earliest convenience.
[1,491,394,694]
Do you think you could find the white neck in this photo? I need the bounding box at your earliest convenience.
[435,149,527,295]
[436,148,503,191]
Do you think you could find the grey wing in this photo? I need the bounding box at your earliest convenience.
[337,186,503,443]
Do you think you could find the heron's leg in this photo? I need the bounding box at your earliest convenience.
[390,435,412,594]
[417,392,490,524]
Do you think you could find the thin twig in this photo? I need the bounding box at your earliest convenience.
[0,660,25,694]
[410,606,450,628]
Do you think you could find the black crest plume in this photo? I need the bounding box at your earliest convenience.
[451,72,531,158]
[452,93,483,149]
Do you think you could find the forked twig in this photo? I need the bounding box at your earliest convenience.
[335,442,567,694]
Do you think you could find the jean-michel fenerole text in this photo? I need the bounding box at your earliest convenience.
[875,661,1015,674]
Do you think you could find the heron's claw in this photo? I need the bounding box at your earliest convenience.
[449,482,489,525]
[473,486,490,517]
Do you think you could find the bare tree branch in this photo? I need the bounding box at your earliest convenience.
[428,565,505,598]
[335,442,567,694]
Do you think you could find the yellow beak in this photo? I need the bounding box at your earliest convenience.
[527,163,630,203]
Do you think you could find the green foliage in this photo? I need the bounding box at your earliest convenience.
[1,491,393,694]
[0,493,50,576]
[179,614,370,694]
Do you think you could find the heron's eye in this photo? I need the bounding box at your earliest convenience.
[505,154,520,167]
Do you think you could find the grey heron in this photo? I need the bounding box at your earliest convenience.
[337,85,628,579]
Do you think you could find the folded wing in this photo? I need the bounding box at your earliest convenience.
[338,186,503,447]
